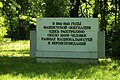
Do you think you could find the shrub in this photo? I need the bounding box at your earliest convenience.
[0,17,7,42]
[111,24,120,57]
[0,27,7,41]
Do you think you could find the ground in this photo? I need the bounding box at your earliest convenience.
[0,40,120,80]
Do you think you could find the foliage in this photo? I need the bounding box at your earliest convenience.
[0,0,41,40]
[111,24,120,57]
[0,27,7,41]
[0,40,120,80]
[0,17,7,42]
[43,0,67,17]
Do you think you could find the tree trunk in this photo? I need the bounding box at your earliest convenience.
[115,0,117,28]
[119,0,120,24]
[70,0,80,17]
[74,0,80,17]
[93,0,99,18]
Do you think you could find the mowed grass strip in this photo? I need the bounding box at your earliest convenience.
[0,40,120,80]
[0,40,29,57]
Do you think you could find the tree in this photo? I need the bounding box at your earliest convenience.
[0,0,22,40]
[111,0,120,57]
[70,0,80,17]
[43,0,66,17]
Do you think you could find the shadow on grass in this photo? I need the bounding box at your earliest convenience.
[0,49,120,79]
[0,56,100,79]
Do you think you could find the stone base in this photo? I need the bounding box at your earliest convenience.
[36,58,98,64]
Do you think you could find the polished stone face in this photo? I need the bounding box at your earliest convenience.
[36,18,99,58]
[37,18,98,51]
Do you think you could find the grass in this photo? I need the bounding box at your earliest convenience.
[0,40,120,80]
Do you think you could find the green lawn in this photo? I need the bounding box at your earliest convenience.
[0,40,120,80]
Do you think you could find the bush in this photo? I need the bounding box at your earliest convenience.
[111,40,120,57]
[0,17,7,42]
[111,25,120,57]
[0,27,7,42]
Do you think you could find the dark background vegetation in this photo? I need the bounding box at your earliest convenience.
[0,0,120,57]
